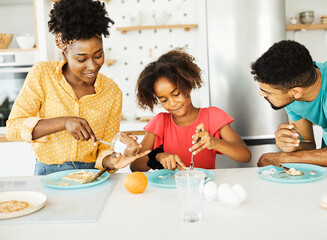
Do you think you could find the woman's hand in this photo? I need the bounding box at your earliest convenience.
[156,152,186,170]
[64,117,96,143]
[102,150,151,170]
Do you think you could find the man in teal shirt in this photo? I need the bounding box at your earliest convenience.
[251,40,327,167]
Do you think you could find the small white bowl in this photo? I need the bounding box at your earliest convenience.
[16,35,35,49]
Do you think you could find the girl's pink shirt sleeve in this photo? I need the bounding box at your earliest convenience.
[144,113,166,149]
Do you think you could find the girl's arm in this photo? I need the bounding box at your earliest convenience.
[191,123,251,163]
[130,131,156,172]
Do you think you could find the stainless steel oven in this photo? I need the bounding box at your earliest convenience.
[0,50,38,130]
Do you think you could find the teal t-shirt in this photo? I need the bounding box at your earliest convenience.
[285,61,327,143]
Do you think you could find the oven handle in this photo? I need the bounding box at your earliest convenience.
[0,67,32,73]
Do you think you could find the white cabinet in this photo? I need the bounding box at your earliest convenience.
[0,142,35,177]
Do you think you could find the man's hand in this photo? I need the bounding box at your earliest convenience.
[257,152,287,167]
[156,152,186,170]
[275,123,300,152]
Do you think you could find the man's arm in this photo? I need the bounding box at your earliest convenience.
[257,148,327,167]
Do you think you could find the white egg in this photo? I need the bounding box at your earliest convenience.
[232,184,246,203]
[221,188,241,207]
[203,181,218,201]
[217,183,231,201]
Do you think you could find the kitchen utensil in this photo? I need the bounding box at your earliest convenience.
[190,129,202,170]
[299,11,314,24]
[92,168,108,181]
[190,153,194,170]
[97,139,114,147]
[16,34,35,49]
[0,33,13,49]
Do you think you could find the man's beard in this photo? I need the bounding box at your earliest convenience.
[265,97,293,110]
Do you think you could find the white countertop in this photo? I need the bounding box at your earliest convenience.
[1,167,327,240]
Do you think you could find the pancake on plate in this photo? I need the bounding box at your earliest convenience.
[0,200,31,213]
[62,170,96,184]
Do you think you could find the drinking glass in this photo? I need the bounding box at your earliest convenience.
[175,170,205,222]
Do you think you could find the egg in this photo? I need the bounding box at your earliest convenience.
[320,195,327,209]
[232,184,246,203]
[217,183,231,201]
[221,188,241,207]
[203,181,218,201]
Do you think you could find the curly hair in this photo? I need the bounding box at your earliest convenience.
[136,49,202,111]
[48,0,114,42]
[251,40,315,92]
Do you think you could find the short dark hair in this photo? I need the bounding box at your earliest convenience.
[251,40,315,92]
[136,49,202,111]
[48,0,114,42]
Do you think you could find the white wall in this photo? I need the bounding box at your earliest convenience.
[285,0,327,62]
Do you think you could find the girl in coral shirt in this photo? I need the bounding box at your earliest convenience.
[131,49,251,171]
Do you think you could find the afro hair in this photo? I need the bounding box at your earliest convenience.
[48,0,114,42]
[136,48,202,111]
[251,40,315,91]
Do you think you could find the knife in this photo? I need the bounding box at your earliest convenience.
[97,139,115,147]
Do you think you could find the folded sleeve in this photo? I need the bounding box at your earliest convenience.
[6,62,49,143]
[144,113,166,149]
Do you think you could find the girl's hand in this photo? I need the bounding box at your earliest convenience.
[190,123,217,155]
[103,150,151,170]
[156,152,186,170]
[64,117,96,144]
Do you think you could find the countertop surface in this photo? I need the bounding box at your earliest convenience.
[1,167,327,240]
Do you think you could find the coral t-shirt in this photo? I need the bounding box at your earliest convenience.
[144,107,234,169]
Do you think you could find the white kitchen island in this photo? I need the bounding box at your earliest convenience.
[1,167,327,240]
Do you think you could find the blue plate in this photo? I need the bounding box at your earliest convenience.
[258,163,327,183]
[40,169,110,189]
[147,168,215,188]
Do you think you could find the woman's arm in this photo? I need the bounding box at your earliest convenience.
[32,116,96,142]
[191,123,251,163]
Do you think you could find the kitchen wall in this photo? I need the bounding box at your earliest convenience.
[285,0,327,62]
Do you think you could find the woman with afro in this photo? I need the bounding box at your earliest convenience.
[6,0,149,175]
[131,49,251,172]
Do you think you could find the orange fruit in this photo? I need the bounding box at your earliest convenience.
[124,172,148,194]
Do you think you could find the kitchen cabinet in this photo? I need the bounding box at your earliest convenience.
[0,142,35,177]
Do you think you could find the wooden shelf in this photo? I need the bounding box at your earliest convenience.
[116,24,198,34]
[0,47,38,52]
[286,24,327,31]
[105,59,116,66]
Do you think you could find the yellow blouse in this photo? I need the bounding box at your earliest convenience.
[6,60,122,168]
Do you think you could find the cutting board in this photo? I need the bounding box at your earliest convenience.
[0,176,118,224]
